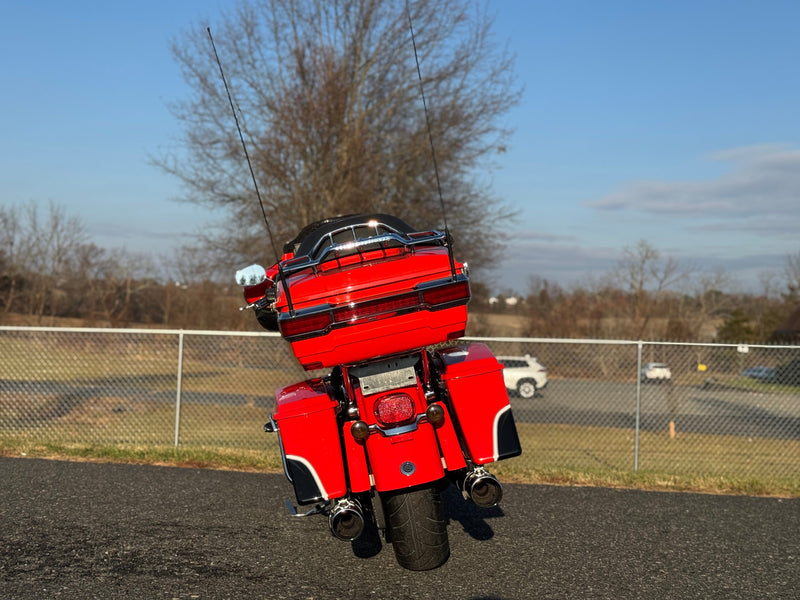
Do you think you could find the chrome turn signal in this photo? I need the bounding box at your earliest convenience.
[425,403,445,425]
[350,420,370,440]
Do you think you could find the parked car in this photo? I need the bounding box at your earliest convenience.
[640,362,671,383]
[498,355,548,399]
[741,366,776,382]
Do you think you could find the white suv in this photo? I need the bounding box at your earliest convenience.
[498,355,548,399]
[640,362,671,382]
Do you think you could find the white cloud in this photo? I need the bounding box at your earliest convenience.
[495,237,790,295]
[492,145,800,294]
[586,144,800,222]
[493,237,619,291]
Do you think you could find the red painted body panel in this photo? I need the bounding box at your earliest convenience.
[278,247,450,312]
[272,379,347,500]
[342,422,371,493]
[431,403,468,471]
[437,343,514,464]
[365,424,445,491]
[349,369,456,492]
[288,305,466,369]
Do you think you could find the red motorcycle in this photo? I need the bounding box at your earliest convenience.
[237,213,521,570]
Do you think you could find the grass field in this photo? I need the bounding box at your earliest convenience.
[2,415,797,497]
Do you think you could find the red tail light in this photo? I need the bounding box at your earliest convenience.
[279,311,332,338]
[421,280,471,306]
[373,393,416,427]
[333,292,418,323]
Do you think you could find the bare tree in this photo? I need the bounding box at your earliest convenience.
[674,268,734,341]
[158,244,240,328]
[613,239,689,339]
[0,204,25,314]
[28,202,91,320]
[785,250,800,303]
[85,249,162,327]
[0,201,91,321]
[157,0,520,274]
[758,270,781,300]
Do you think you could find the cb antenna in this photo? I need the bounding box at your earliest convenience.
[207,27,280,263]
[406,3,457,280]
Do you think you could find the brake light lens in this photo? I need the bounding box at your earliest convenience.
[333,292,418,323]
[279,312,332,338]
[421,280,471,306]
[373,393,416,427]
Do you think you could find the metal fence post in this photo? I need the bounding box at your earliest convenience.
[634,341,643,471]
[174,331,185,448]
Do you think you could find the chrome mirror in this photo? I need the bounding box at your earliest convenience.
[235,264,267,286]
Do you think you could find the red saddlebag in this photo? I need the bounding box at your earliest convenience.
[437,343,522,463]
[273,379,347,504]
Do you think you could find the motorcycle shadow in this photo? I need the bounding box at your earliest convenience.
[351,516,384,559]
[349,484,503,559]
[442,485,503,541]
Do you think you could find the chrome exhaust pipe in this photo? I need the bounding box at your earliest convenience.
[329,498,365,541]
[463,467,503,508]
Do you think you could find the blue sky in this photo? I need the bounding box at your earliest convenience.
[2,1,799,294]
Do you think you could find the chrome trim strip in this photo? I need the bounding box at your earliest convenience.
[368,413,428,437]
[284,454,329,500]
[492,404,512,462]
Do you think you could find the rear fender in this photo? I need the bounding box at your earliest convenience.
[350,363,446,491]
[365,422,445,491]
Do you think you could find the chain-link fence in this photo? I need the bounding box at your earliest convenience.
[2,326,798,481]
[481,337,799,482]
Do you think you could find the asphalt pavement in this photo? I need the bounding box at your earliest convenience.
[1,457,797,599]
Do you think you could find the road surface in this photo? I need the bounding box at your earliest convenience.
[1,457,797,599]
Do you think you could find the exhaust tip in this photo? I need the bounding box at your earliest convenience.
[464,469,503,508]
[329,500,365,541]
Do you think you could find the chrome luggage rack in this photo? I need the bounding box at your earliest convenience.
[279,220,447,278]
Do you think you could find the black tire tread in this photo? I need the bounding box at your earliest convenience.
[382,485,449,571]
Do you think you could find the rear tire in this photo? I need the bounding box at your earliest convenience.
[381,485,449,571]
